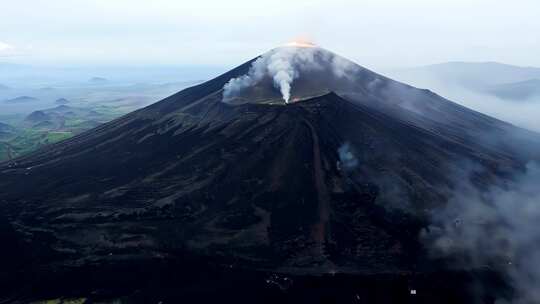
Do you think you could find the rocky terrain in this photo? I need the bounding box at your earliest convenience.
[1,47,539,303]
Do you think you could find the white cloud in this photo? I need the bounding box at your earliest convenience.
[0,42,33,58]
[0,42,16,56]
[2,0,540,67]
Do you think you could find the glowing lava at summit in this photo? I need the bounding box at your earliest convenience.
[285,39,317,48]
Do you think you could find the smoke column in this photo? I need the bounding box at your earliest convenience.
[222,45,358,103]
[267,51,296,103]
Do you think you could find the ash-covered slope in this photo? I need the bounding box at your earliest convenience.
[0,47,539,284]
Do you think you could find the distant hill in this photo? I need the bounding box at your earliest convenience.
[0,104,119,162]
[388,62,540,102]
[25,110,52,124]
[0,122,16,140]
[89,77,108,84]
[4,96,39,103]
[55,98,70,105]
[25,105,110,131]
[0,84,10,90]
[394,62,540,87]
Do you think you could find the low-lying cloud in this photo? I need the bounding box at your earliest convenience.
[433,83,540,133]
[423,162,540,303]
[0,41,17,57]
[386,72,540,133]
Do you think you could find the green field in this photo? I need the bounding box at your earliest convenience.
[0,130,74,162]
[0,106,125,162]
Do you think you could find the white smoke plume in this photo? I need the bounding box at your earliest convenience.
[423,162,540,303]
[332,55,359,79]
[222,57,267,101]
[222,46,359,103]
[338,142,359,171]
[266,49,297,103]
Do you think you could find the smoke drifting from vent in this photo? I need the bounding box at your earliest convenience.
[423,162,540,303]
[222,45,359,103]
[267,49,297,103]
[338,142,359,171]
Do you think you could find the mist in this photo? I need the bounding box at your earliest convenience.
[386,70,540,133]
[3,0,540,69]
[439,85,540,133]
[422,162,540,303]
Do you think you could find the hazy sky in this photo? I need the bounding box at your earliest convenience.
[1,0,540,69]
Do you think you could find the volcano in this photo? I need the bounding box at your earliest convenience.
[1,46,540,302]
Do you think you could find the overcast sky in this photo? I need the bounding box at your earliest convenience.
[1,0,539,69]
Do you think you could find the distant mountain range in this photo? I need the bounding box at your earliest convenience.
[389,62,540,102]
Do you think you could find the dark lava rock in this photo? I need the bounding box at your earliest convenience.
[0,47,537,303]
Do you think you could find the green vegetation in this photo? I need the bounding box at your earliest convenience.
[0,105,125,162]
[0,129,73,161]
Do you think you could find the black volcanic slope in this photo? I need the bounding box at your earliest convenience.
[1,48,539,302]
